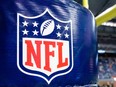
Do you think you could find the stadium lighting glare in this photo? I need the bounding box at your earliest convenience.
[114,78,116,81]
[102,22,116,27]
[98,50,105,54]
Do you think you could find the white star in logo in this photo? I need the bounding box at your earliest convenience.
[32,30,39,36]
[64,33,69,38]
[32,21,39,27]
[22,29,29,35]
[56,32,61,37]
[64,25,69,30]
[22,21,29,27]
[56,24,61,29]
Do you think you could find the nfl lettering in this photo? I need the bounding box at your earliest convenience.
[17,8,73,84]
[25,40,68,72]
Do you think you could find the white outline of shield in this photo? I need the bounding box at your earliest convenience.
[17,8,73,84]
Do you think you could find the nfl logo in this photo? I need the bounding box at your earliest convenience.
[17,8,73,84]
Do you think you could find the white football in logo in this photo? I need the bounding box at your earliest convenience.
[40,19,55,36]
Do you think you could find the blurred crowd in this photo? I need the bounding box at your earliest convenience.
[98,58,116,79]
[98,84,113,87]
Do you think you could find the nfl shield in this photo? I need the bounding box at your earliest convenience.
[17,8,73,84]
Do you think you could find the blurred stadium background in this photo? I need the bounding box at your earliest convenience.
[75,0,116,87]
